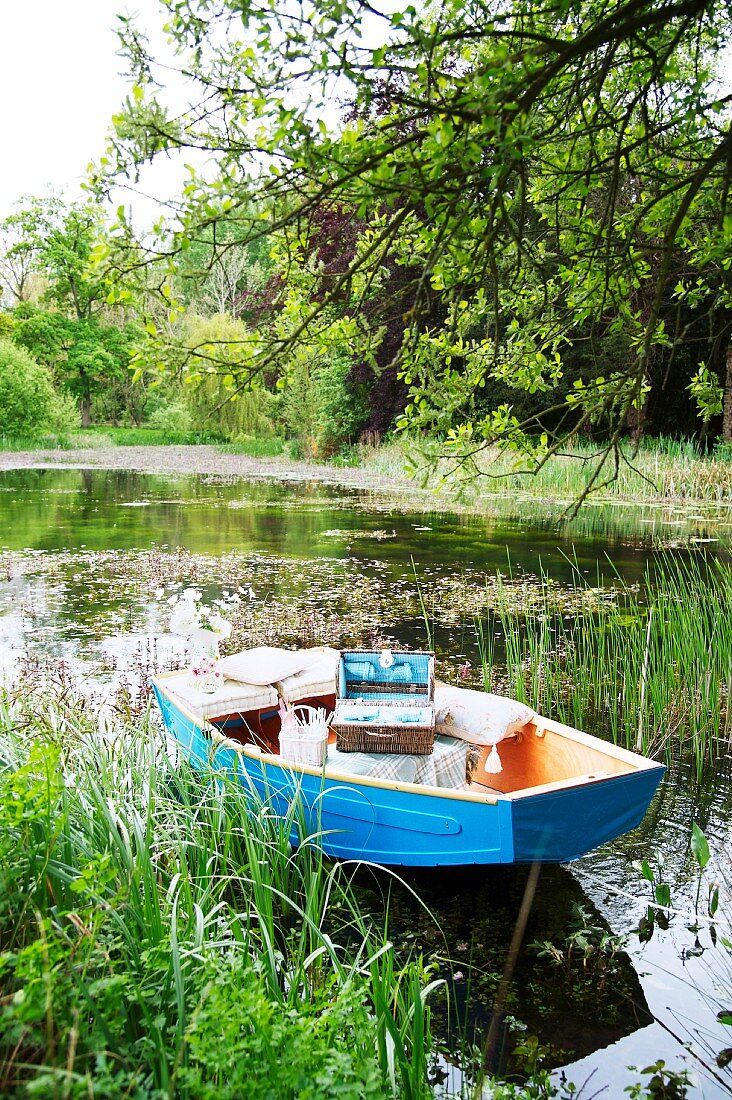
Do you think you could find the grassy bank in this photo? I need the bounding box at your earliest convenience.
[359,436,732,506]
[0,688,438,1099]
[2,432,732,506]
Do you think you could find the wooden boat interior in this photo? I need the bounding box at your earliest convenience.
[204,698,642,799]
[470,718,637,797]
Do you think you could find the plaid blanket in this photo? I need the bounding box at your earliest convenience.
[326,735,468,790]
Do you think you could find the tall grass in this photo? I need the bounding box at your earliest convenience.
[218,434,286,457]
[361,436,732,504]
[0,431,78,451]
[477,554,732,773]
[0,688,440,1098]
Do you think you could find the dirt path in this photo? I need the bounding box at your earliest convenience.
[0,445,418,494]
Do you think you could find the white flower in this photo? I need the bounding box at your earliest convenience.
[170,604,201,636]
[207,612,232,639]
[167,586,234,639]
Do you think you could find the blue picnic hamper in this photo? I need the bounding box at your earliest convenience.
[333,649,435,754]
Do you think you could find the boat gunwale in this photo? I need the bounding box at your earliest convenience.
[152,673,664,806]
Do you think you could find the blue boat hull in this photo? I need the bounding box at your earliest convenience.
[154,683,664,867]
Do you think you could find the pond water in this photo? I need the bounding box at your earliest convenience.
[1,466,731,1097]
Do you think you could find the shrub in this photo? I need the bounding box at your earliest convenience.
[146,398,194,433]
[0,337,79,436]
[282,350,371,458]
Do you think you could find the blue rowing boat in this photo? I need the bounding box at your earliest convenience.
[152,669,663,867]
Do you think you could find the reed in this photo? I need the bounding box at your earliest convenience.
[476,554,732,773]
[0,688,438,1098]
[361,436,732,504]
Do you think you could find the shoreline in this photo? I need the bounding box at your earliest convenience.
[0,444,416,492]
[2,444,731,517]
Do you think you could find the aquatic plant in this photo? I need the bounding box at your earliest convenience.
[476,553,732,773]
[364,437,732,506]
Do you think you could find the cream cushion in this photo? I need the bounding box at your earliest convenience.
[276,648,340,704]
[434,683,535,746]
[217,646,331,686]
[167,671,278,719]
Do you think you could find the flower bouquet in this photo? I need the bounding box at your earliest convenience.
[168,588,234,691]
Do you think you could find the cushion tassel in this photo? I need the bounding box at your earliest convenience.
[485,744,503,774]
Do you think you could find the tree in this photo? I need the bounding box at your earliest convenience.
[5,198,140,426]
[96,0,732,492]
[13,307,144,427]
[0,203,47,306]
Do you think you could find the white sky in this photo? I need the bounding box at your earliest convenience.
[0,0,168,221]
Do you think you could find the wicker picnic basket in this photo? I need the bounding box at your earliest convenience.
[333,649,436,754]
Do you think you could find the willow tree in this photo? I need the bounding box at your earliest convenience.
[96,0,732,493]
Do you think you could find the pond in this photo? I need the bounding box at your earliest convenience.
[1,465,731,1097]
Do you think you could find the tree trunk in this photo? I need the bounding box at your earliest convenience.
[80,397,92,428]
[723,346,732,442]
[627,385,648,444]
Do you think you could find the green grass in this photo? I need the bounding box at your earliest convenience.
[79,425,228,446]
[0,427,287,455]
[0,431,80,451]
[0,688,440,1098]
[218,434,286,457]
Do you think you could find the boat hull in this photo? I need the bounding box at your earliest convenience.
[153,682,664,867]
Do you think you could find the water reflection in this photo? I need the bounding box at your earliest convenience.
[355,861,652,1077]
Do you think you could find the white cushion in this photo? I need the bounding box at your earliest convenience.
[276,648,340,703]
[434,684,535,746]
[217,646,331,686]
[167,671,278,719]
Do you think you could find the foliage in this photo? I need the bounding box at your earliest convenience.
[13,304,143,426]
[282,345,371,457]
[90,0,732,492]
[624,1061,692,1098]
[0,338,79,437]
[174,210,275,318]
[1,198,146,427]
[146,397,193,433]
[3,198,110,321]
[157,311,281,439]
[0,202,47,305]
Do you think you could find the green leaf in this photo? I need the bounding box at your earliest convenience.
[691,822,710,870]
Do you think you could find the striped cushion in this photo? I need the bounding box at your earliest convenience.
[167,671,278,719]
[276,648,340,704]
